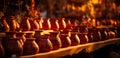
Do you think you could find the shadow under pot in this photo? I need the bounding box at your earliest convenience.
[23,38,39,55]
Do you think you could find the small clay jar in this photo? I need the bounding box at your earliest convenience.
[49,31,62,50]
[5,38,23,57]
[20,17,31,31]
[59,34,71,47]
[37,34,53,52]
[24,31,35,38]
[16,32,26,45]
[42,18,51,30]
[77,33,89,44]
[69,32,80,46]
[58,18,66,30]
[0,42,5,58]
[23,38,39,55]
[34,30,43,43]
[88,28,101,42]
[50,19,59,31]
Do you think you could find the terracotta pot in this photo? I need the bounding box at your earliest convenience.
[23,38,39,55]
[24,31,35,38]
[37,34,53,52]
[59,34,71,47]
[20,17,31,31]
[65,19,72,29]
[16,32,26,45]
[108,31,115,39]
[58,18,66,30]
[29,18,39,30]
[6,16,19,31]
[36,18,43,30]
[88,28,101,42]
[98,28,108,40]
[49,31,61,50]
[50,19,59,31]
[87,33,93,42]
[42,18,51,30]
[0,42,5,58]
[4,38,23,57]
[34,30,43,43]
[78,25,87,33]
[69,32,80,46]
[1,17,10,32]
[72,26,79,32]
[77,33,89,44]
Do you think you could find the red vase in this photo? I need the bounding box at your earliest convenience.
[99,28,108,40]
[6,16,19,31]
[59,34,71,47]
[16,32,26,45]
[78,33,89,44]
[36,18,43,30]
[37,34,53,52]
[58,18,66,30]
[87,33,93,42]
[1,17,10,32]
[34,30,43,43]
[29,17,39,30]
[5,38,23,57]
[69,32,80,46]
[42,18,51,30]
[24,31,35,38]
[50,19,59,31]
[65,18,72,29]
[78,25,87,33]
[20,17,31,31]
[0,42,5,58]
[23,38,39,55]
[49,31,61,50]
[88,28,101,42]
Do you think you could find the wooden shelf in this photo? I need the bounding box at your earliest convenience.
[20,38,120,58]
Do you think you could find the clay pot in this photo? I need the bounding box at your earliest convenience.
[87,33,93,42]
[49,31,62,50]
[50,19,59,31]
[58,18,66,30]
[29,18,39,30]
[59,34,71,47]
[24,31,35,38]
[88,28,101,42]
[0,42,5,58]
[65,19,72,29]
[98,28,108,40]
[69,32,80,46]
[37,34,53,52]
[42,18,51,30]
[16,32,26,45]
[1,17,10,32]
[78,25,88,33]
[4,38,23,57]
[20,17,31,31]
[36,18,43,30]
[34,30,43,43]
[6,16,19,31]
[23,38,39,55]
[77,33,89,44]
